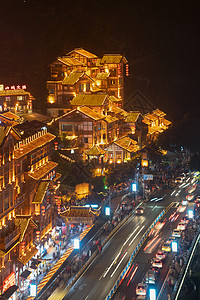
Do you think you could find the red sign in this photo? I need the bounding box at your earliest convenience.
[3,271,15,292]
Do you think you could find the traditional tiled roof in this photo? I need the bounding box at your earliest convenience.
[109,96,122,102]
[125,111,141,123]
[85,144,106,156]
[144,113,158,121]
[101,54,128,64]
[96,72,110,80]
[60,206,100,218]
[62,71,84,85]
[70,94,108,107]
[104,115,119,123]
[0,89,30,96]
[32,181,50,204]
[18,247,38,265]
[58,57,85,66]
[153,108,166,117]
[0,113,19,126]
[127,144,140,153]
[142,117,152,125]
[77,106,105,121]
[15,215,37,242]
[109,105,128,116]
[114,136,138,151]
[1,111,21,121]
[23,113,52,123]
[28,161,58,181]
[0,126,11,146]
[163,119,172,126]
[14,132,56,159]
[67,48,98,59]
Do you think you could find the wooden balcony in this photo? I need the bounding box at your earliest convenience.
[0,228,20,251]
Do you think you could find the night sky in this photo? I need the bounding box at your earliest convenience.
[0,0,200,121]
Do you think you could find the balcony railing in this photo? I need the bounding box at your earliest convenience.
[0,228,20,251]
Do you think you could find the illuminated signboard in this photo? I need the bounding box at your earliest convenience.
[172,241,178,252]
[30,284,37,296]
[3,272,15,293]
[4,85,27,90]
[74,238,80,249]
[105,207,111,216]
[149,288,156,300]
[132,183,137,192]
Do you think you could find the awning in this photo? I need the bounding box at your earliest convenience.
[18,247,38,265]
[2,285,18,299]
[20,270,31,279]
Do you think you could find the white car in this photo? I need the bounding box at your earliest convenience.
[156,250,166,261]
[177,222,186,231]
[136,283,147,296]
[151,258,162,268]
[172,229,182,238]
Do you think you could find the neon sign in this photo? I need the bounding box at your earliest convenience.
[4,85,27,90]
[3,271,15,292]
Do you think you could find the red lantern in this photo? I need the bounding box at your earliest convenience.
[118,65,121,75]
[41,205,45,216]
[126,64,129,76]
[36,231,40,242]
[21,241,25,254]
[54,142,58,150]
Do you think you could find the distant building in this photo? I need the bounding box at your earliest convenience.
[47,48,128,117]
[0,84,33,115]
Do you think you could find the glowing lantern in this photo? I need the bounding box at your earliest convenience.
[36,231,40,242]
[141,159,148,167]
[54,142,58,150]
[21,241,25,255]
[126,64,129,76]
[118,65,121,75]
[41,206,45,216]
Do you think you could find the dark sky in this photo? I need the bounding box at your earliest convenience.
[0,0,200,120]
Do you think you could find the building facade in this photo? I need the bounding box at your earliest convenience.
[47,48,128,117]
[0,116,59,295]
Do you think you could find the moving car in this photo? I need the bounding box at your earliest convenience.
[177,222,186,231]
[136,207,144,215]
[136,283,147,296]
[186,194,195,201]
[175,177,183,183]
[144,270,157,284]
[156,250,166,261]
[151,258,162,268]
[172,229,182,238]
[162,241,172,252]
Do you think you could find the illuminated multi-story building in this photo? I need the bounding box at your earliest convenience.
[0,115,59,295]
[47,48,128,117]
[0,84,33,115]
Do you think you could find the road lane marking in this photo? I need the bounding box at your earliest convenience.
[170,190,176,196]
[101,225,141,279]
[152,206,157,211]
[110,252,128,277]
[150,197,158,201]
[122,226,140,246]
[129,226,145,246]
[102,251,121,278]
